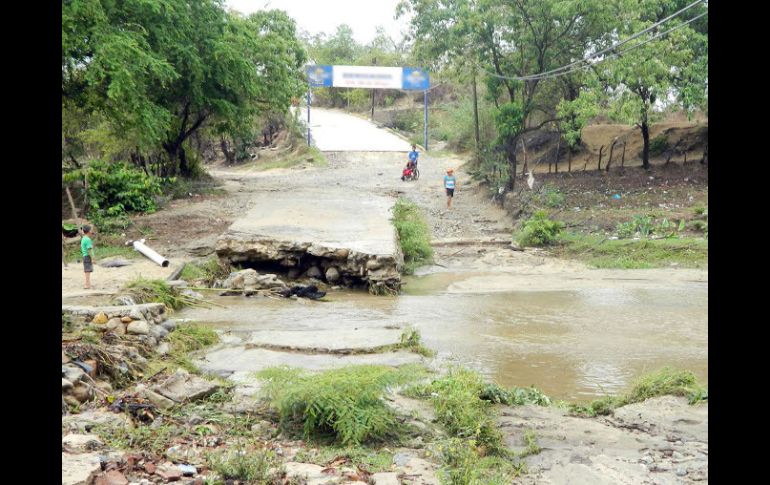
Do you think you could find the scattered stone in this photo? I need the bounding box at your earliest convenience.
[92,312,109,325]
[64,395,81,408]
[178,464,197,476]
[305,266,322,278]
[144,462,156,474]
[157,342,171,356]
[153,373,221,403]
[676,468,688,476]
[106,317,123,329]
[93,469,129,485]
[143,389,176,410]
[127,320,150,335]
[149,325,169,340]
[156,464,183,481]
[72,382,94,403]
[121,316,133,323]
[372,472,400,485]
[62,378,74,392]
[250,420,274,436]
[161,320,177,332]
[62,410,131,433]
[287,268,301,279]
[94,380,113,393]
[62,433,104,453]
[325,266,340,283]
[393,453,411,467]
[62,452,101,485]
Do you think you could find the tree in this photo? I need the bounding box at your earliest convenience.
[62,0,307,177]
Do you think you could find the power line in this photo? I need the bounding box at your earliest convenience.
[477,0,706,82]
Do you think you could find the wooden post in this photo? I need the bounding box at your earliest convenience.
[554,135,561,174]
[521,139,528,176]
[568,149,572,172]
[597,145,605,171]
[606,138,618,172]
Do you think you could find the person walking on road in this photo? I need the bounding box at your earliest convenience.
[444,168,457,209]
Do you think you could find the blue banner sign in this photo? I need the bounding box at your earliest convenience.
[306,65,429,90]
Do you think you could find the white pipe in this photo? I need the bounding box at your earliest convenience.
[132,239,170,267]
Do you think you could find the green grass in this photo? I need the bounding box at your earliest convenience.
[64,244,138,263]
[179,257,230,286]
[515,211,565,247]
[556,233,708,269]
[393,199,433,274]
[293,445,394,473]
[252,145,327,171]
[205,447,281,484]
[256,364,428,445]
[148,323,220,373]
[438,438,524,485]
[478,382,552,407]
[123,278,210,311]
[568,367,707,417]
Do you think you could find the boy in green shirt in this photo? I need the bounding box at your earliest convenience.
[81,225,95,289]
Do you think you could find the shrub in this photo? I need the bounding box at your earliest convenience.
[648,135,669,157]
[516,211,564,247]
[393,199,433,272]
[540,185,566,208]
[206,448,279,483]
[257,365,426,445]
[479,383,551,406]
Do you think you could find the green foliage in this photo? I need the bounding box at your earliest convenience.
[494,102,525,145]
[648,135,670,157]
[393,199,434,273]
[292,446,394,473]
[205,448,280,483]
[63,160,163,220]
[124,278,209,311]
[395,328,436,357]
[180,258,230,286]
[516,211,565,247]
[568,367,707,417]
[257,365,427,445]
[438,438,522,485]
[421,367,504,452]
[540,185,566,208]
[615,214,687,239]
[557,233,708,269]
[479,383,552,407]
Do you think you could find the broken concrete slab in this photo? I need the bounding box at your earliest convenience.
[245,328,404,354]
[196,346,425,377]
[152,373,221,403]
[215,190,402,291]
[62,434,104,453]
[62,452,101,485]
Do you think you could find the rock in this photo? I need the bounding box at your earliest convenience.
[250,420,274,436]
[121,316,133,323]
[287,268,301,279]
[161,320,178,332]
[372,472,400,485]
[393,453,411,466]
[94,380,113,393]
[157,342,171,356]
[92,312,109,324]
[83,359,98,378]
[62,433,104,453]
[143,389,176,410]
[62,452,101,485]
[127,320,150,335]
[284,462,326,481]
[72,382,94,403]
[178,464,197,476]
[156,464,183,481]
[149,325,169,340]
[62,378,74,392]
[325,266,341,283]
[153,374,221,403]
[305,266,322,278]
[676,468,688,477]
[62,410,131,433]
[106,317,123,329]
[64,395,81,408]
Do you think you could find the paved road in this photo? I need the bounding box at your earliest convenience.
[304,107,412,151]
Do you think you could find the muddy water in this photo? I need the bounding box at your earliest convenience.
[183,272,707,402]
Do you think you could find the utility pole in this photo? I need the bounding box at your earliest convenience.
[472,69,480,152]
[370,57,376,121]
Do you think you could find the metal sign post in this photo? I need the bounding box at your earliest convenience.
[306,87,311,146]
[424,89,428,152]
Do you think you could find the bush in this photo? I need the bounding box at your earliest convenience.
[516,211,564,247]
[479,383,551,406]
[540,185,566,208]
[648,135,669,157]
[257,365,426,445]
[206,448,279,483]
[393,199,433,272]
[63,160,163,219]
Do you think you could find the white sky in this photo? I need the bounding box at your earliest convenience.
[226,0,411,44]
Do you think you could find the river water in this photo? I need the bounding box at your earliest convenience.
[182,270,707,402]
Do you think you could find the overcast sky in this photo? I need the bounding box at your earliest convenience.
[226,0,411,44]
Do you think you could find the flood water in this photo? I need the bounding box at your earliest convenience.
[182,271,707,402]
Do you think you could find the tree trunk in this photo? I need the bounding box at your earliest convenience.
[554,135,561,174]
[568,149,572,172]
[701,144,707,164]
[641,122,650,169]
[65,186,79,220]
[597,145,605,171]
[521,139,528,176]
[220,137,235,164]
[83,167,89,217]
[506,140,518,191]
[472,72,480,151]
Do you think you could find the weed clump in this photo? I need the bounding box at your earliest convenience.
[179,257,230,286]
[205,447,280,483]
[257,364,427,445]
[124,278,207,311]
[516,210,564,247]
[393,199,433,274]
[479,383,551,406]
[569,367,707,417]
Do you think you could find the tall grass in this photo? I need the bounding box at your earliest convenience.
[393,199,433,274]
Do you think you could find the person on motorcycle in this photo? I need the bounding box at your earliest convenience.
[407,144,419,170]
